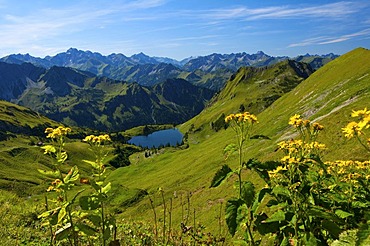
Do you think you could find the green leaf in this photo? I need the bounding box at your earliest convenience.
[210,164,233,187]
[357,223,370,246]
[272,185,290,198]
[58,207,67,224]
[231,239,248,245]
[70,189,85,204]
[280,236,290,246]
[55,223,72,241]
[79,195,101,210]
[41,145,56,154]
[102,182,111,194]
[90,180,101,192]
[302,232,318,246]
[63,166,80,183]
[103,224,111,240]
[87,214,102,227]
[38,169,61,179]
[241,181,255,207]
[83,159,100,169]
[332,229,357,246]
[251,187,271,214]
[335,209,354,219]
[38,207,59,219]
[352,201,370,208]
[223,144,238,159]
[76,223,97,236]
[307,206,340,223]
[264,210,285,223]
[322,220,341,239]
[225,198,243,236]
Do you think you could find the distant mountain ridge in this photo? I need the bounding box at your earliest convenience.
[0,62,214,131]
[0,48,338,89]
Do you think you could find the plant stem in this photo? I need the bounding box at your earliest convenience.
[148,195,158,240]
[101,200,106,246]
[44,196,54,246]
[169,198,173,240]
[160,190,167,244]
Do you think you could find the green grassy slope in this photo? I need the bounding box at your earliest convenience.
[0,101,101,196]
[108,48,370,234]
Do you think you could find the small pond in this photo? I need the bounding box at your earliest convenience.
[128,128,183,148]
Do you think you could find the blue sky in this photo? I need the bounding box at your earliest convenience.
[0,0,369,60]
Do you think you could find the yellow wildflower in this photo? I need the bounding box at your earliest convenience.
[224,112,258,124]
[224,114,235,123]
[289,114,303,127]
[303,119,311,127]
[45,126,71,138]
[83,134,111,144]
[342,122,361,139]
[312,122,324,131]
[351,108,370,118]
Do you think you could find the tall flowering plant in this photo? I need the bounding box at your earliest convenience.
[211,112,266,245]
[38,127,81,245]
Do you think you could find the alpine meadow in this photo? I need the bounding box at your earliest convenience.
[0,0,370,245]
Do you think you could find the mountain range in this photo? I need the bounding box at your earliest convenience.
[0,48,338,90]
[0,61,215,131]
[0,56,315,132]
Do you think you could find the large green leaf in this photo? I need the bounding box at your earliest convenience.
[272,185,290,198]
[322,220,341,239]
[87,214,102,227]
[241,181,255,207]
[264,210,285,223]
[335,209,354,219]
[251,187,271,214]
[210,164,233,187]
[79,195,101,210]
[225,198,243,236]
[76,223,97,236]
[307,206,341,223]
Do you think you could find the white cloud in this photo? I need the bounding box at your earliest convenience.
[204,1,363,21]
[288,28,370,47]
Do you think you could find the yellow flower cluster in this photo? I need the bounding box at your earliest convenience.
[342,108,370,139]
[268,165,288,179]
[45,126,71,139]
[288,114,303,127]
[277,139,326,157]
[224,112,258,124]
[83,134,111,144]
[326,160,370,185]
[288,114,324,132]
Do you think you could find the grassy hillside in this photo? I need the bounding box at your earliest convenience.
[107,47,370,237]
[0,47,369,244]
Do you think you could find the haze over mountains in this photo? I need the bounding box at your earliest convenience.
[1,48,338,89]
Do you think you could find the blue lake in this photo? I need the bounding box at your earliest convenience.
[128,128,183,148]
